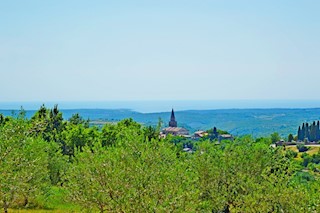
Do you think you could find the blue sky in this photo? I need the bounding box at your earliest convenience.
[1,0,319,102]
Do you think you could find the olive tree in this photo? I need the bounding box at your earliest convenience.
[0,118,49,212]
[65,135,197,212]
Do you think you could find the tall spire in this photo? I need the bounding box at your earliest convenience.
[169,108,177,127]
[170,108,175,120]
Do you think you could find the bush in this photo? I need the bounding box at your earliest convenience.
[285,150,298,159]
[303,157,311,167]
[311,153,320,164]
[297,144,309,152]
[293,171,315,183]
[301,153,312,167]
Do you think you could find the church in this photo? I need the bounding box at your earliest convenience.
[161,109,189,137]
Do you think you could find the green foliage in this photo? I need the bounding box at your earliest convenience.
[101,123,117,147]
[65,140,196,212]
[291,171,315,186]
[0,113,4,125]
[300,150,320,168]
[270,132,281,143]
[255,136,272,145]
[1,106,320,212]
[301,153,312,167]
[100,118,142,147]
[288,133,294,142]
[311,151,320,164]
[297,121,320,142]
[297,144,309,152]
[195,140,310,212]
[30,104,65,143]
[62,124,89,155]
[217,129,229,135]
[285,149,298,159]
[64,135,318,212]
[68,113,89,127]
[143,125,159,141]
[0,118,49,212]
[207,127,227,141]
[47,142,69,185]
[0,114,9,126]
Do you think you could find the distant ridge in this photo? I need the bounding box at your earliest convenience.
[1,100,320,113]
[2,108,320,137]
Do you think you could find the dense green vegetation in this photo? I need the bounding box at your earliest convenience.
[1,106,320,212]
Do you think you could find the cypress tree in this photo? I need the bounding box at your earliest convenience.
[297,126,302,141]
[305,123,310,141]
[310,121,317,142]
[0,114,4,125]
[301,123,305,141]
[317,121,320,141]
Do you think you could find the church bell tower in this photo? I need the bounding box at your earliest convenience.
[169,109,177,127]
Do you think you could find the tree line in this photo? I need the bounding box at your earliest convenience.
[297,121,320,142]
[0,105,320,212]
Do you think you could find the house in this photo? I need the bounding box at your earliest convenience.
[194,130,208,139]
[218,134,233,142]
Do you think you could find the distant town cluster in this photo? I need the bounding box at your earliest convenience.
[160,109,233,142]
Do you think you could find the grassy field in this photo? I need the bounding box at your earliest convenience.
[8,187,81,213]
[286,145,320,159]
[9,210,77,213]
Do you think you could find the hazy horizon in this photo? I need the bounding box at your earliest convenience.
[2,99,320,113]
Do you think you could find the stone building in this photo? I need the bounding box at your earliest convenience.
[161,109,189,137]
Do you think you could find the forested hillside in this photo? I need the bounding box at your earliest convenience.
[2,108,320,137]
[0,106,320,212]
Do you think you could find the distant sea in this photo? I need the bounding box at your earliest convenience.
[1,100,320,113]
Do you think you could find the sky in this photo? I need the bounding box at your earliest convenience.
[1,0,320,102]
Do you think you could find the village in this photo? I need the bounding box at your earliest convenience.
[160,109,233,142]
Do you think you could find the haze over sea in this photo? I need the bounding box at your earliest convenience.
[1,100,320,113]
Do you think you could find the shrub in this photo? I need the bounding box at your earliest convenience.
[293,171,315,183]
[297,144,309,152]
[285,150,298,159]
